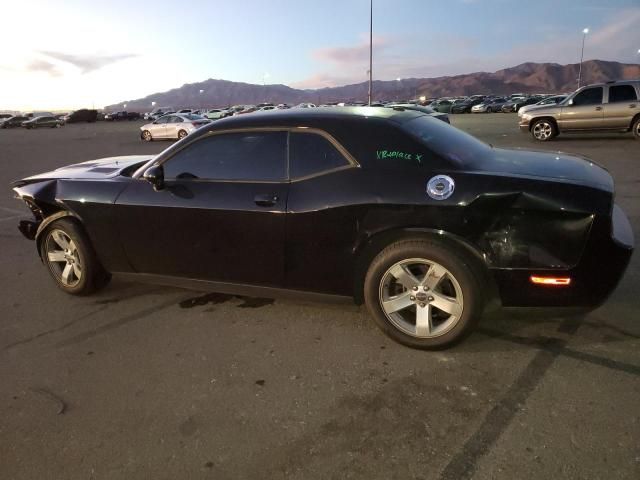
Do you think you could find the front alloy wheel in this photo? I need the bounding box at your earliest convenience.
[45,229,83,287]
[531,119,557,141]
[41,218,111,295]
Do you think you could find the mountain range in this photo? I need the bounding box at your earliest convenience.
[108,60,640,111]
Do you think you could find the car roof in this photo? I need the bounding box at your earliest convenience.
[202,106,426,131]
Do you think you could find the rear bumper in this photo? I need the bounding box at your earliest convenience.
[493,206,634,308]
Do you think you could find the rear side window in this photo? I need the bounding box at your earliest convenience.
[608,85,637,103]
[573,87,603,106]
[163,131,287,181]
[289,132,350,179]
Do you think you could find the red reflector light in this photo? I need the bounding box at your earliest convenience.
[530,276,571,286]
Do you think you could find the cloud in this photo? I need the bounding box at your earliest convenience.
[26,59,62,77]
[38,51,138,74]
[312,35,392,65]
[293,7,640,89]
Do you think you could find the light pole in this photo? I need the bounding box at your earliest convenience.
[368,0,373,105]
[199,89,204,109]
[396,78,401,101]
[262,73,270,102]
[577,27,589,89]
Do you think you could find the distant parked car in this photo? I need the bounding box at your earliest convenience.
[430,99,454,113]
[140,114,211,141]
[501,97,542,113]
[471,98,509,113]
[65,109,98,123]
[520,80,640,141]
[176,109,194,114]
[22,116,64,129]
[234,106,258,115]
[0,114,13,121]
[384,103,450,123]
[518,95,567,117]
[203,109,230,120]
[450,98,485,114]
[105,111,141,121]
[0,116,29,128]
[296,103,316,108]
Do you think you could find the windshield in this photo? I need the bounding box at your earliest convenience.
[403,115,493,167]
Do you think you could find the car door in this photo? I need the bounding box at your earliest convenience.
[164,115,184,138]
[149,116,170,138]
[284,130,361,294]
[603,84,639,129]
[114,129,289,287]
[558,86,604,130]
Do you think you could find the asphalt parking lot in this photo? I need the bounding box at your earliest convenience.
[1,115,638,480]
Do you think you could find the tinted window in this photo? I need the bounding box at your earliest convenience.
[572,87,603,106]
[608,85,637,103]
[289,132,350,178]
[155,116,170,124]
[170,116,183,123]
[404,115,492,167]
[164,131,287,181]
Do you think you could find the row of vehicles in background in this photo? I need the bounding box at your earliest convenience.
[138,102,452,141]
[426,94,567,114]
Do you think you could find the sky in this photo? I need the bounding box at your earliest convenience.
[1,0,639,110]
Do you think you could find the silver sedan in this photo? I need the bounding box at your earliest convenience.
[140,114,211,141]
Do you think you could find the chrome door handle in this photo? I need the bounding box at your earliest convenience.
[595,106,602,111]
[629,104,637,108]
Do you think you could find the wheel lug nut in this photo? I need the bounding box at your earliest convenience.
[410,296,415,301]
[428,296,434,302]
[412,286,418,291]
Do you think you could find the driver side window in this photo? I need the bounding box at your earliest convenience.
[163,131,287,181]
[572,87,603,106]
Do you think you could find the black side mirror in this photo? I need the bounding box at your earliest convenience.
[143,165,165,191]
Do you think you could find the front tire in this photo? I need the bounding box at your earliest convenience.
[364,239,484,349]
[141,130,153,142]
[531,118,557,141]
[40,218,110,295]
[177,129,188,139]
[632,117,640,140]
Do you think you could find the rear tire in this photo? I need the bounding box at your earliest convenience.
[632,116,640,140]
[39,218,111,295]
[141,130,153,142]
[178,129,188,139]
[364,239,484,349]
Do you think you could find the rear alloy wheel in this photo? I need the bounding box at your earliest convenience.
[531,119,557,141]
[364,240,484,349]
[142,130,153,142]
[632,117,640,140]
[178,129,188,139]
[41,218,110,295]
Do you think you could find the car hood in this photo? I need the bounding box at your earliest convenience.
[470,147,613,192]
[11,155,154,187]
[521,104,562,116]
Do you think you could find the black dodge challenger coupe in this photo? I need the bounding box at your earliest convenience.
[11,107,634,349]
